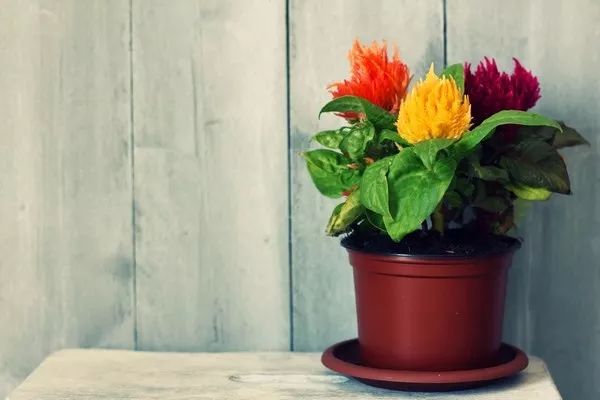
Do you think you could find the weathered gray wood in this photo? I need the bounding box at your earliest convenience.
[447,1,600,399]
[6,349,561,399]
[0,1,134,398]
[132,0,289,351]
[289,0,445,350]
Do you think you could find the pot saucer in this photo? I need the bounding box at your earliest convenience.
[321,339,528,391]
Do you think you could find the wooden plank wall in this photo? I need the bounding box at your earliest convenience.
[1,1,599,399]
[0,0,134,397]
[131,0,289,352]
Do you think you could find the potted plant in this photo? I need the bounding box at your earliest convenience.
[305,40,587,388]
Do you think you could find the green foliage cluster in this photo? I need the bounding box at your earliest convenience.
[304,66,588,242]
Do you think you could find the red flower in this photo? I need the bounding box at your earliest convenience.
[329,40,410,119]
[465,57,541,126]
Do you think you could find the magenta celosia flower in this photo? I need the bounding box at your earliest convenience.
[465,57,541,126]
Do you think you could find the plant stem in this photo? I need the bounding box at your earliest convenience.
[432,203,445,235]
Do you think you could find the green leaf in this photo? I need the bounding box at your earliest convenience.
[474,164,510,183]
[469,156,510,183]
[413,138,455,170]
[442,63,464,92]
[379,129,411,147]
[326,190,364,236]
[325,203,343,234]
[360,156,393,218]
[552,123,589,149]
[500,139,571,194]
[312,130,345,149]
[383,149,457,241]
[507,184,552,201]
[474,196,510,213]
[319,95,396,129]
[339,122,375,160]
[303,149,360,198]
[516,122,589,149]
[516,124,555,142]
[445,190,463,208]
[453,177,475,200]
[365,209,386,232]
[453,110,561,158]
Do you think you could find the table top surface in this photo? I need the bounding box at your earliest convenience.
[6,349,561,399]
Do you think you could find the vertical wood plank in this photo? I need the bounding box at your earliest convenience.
[289,0,444,350]
[132,0,289,351]
[447,1,600,399]
[0,1,134,397]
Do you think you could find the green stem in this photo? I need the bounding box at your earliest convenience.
[432,203,445,235]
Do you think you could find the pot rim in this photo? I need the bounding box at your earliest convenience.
[340,234,521,262]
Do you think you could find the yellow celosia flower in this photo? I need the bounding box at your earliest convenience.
[397,65,471,144]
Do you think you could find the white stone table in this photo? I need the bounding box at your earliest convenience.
[6,349,561,399]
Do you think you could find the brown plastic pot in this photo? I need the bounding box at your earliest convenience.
[342,238,520,372]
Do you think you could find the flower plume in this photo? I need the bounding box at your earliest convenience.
[397,65,471,144]
[329,39,410,118]
[465,57,541,125]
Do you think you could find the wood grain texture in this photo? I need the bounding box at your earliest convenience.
[132,0,289,351]
[289,0,444,351]
[0,1,134,398]
[447,1,600,399]
[6,349,561,400]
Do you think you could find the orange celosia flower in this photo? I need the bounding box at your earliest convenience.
[329,40,410,119]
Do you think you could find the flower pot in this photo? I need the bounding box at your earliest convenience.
[342,236,520,371]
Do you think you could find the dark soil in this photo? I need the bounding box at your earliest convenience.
[341,229,521,257]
